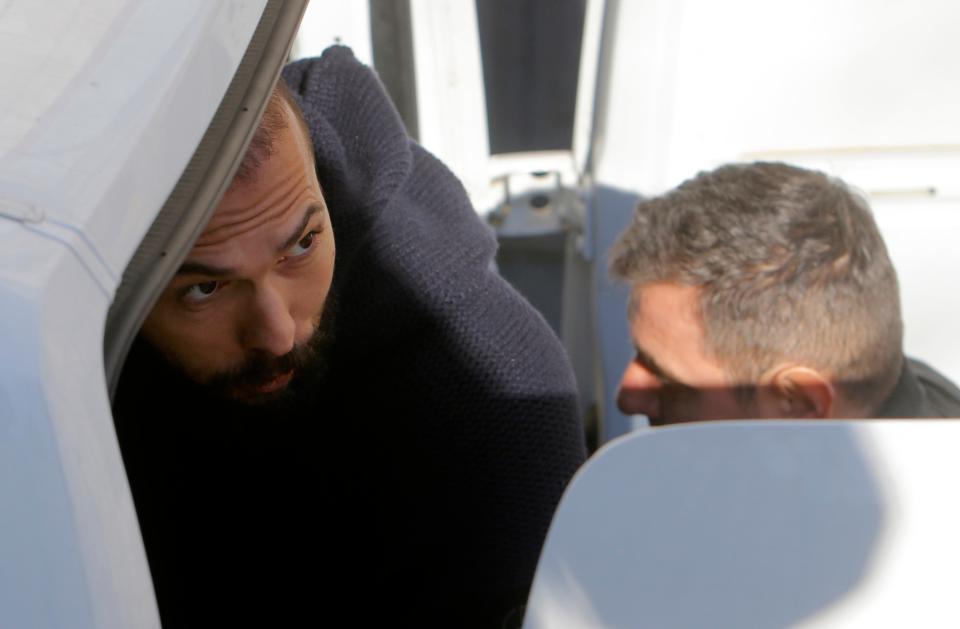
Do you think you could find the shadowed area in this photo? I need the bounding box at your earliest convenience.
[525,421,887,628]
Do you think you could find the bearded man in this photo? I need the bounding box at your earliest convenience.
[114,47,586,627]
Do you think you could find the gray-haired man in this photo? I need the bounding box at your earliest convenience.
[610,161,960,425]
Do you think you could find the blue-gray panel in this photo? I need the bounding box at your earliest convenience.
[590,185,645,442]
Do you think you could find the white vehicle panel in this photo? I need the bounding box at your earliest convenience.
[526,420,960,628]
[0,222,158,629]
[0,0,267,280]
[409,0,492,211]
[594,0,960,194]
[0,1,272,626]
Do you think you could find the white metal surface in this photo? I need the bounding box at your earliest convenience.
[0,1,268,626]
[409,0,493,212]
[0,223,158,629]
[593,0,960,194]
[571,0,607,181]
[525,420,960,628]
[0,0,267,280]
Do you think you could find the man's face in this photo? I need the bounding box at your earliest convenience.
[616,282,755,425]
[141,102,335,403]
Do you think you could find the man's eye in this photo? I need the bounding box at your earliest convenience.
[289,231,317,258]
[183,280,220,303]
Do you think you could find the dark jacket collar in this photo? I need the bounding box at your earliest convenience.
[873,358,931,418]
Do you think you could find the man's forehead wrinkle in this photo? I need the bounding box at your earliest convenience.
[195,203,287,249]
[195,168,305,248]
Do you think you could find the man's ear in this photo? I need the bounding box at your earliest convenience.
[762,365,835,419]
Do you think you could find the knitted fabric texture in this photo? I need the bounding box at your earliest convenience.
[114,46,586,627]
[282,46,587,619]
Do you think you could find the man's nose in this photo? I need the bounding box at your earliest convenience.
[616,361,661,417]
[242,282,296,357]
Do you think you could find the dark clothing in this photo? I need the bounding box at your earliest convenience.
[114,47,586,627]
[874,357,960,418]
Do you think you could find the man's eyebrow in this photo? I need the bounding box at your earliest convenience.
[175,204,326,277]
[277,203,324,254]
[633,345,685,384]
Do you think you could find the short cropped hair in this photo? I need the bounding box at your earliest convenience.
[234,80,313,183]
[609,162,903,401]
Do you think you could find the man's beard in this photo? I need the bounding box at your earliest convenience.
[193,296,337,410]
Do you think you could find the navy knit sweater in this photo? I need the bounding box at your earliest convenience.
[115,47,586,627]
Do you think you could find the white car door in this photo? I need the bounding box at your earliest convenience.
[0,1,305,627]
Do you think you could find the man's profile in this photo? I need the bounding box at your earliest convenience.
[114,47,586,627]
[609,161,960,425]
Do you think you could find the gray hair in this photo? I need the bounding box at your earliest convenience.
[609,162,903,402]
